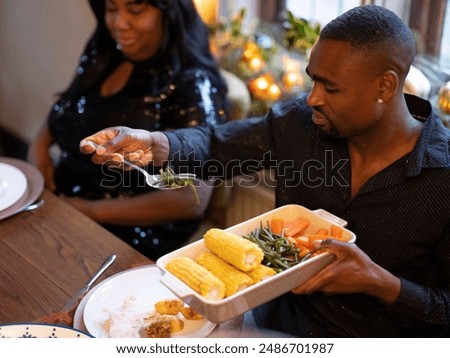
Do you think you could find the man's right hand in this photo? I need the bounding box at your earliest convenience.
[79,126,170,168]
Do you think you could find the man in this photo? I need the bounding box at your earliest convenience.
[80,5,450,337]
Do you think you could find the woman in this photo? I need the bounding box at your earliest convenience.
[28,0,228,260]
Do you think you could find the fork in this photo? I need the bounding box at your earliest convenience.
[122,159,196,190]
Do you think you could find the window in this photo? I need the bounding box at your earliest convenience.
[283,0,448,73]
[439,1,450,68]
[286,0,360,27]
[283,0,450,90]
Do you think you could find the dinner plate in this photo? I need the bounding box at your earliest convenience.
[82,265,217,338]
[0,163,28,211]
[0,323,92,338]
[0,157,44,220]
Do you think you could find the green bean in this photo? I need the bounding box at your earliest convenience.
[159,166,200,205]
[243,221,304,271]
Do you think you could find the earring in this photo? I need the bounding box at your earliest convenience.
[377,98,384,104]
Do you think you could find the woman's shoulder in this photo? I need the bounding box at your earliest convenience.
[172,66,227,98]
[176,66,218,83]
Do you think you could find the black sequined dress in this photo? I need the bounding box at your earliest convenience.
[48,53,228,259]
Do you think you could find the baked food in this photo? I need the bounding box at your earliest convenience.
[154,298,184,315]
[142,313,184,337]
[179,306,203,320]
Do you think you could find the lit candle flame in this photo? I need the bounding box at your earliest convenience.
[249,57,264,72]
[193,0,218,26]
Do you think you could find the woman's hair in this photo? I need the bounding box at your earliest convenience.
[62,0,226,98]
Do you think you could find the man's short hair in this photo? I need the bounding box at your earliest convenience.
[320,5,415,54]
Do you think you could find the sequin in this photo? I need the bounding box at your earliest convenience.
[47,46,228,261]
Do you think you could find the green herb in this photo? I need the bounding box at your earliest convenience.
[159,166,200,205]
[284,10,321,54]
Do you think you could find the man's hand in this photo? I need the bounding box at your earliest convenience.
[79,126,170,167]
[292,239,401,304]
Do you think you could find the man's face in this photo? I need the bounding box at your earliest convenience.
[306,39,382,139]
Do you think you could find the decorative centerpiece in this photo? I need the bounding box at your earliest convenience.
[209,9,320,115]
[438,81,450,115]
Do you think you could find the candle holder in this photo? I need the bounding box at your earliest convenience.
[438,81,450,115]
[193,0,219,27]
[435,81,450,128]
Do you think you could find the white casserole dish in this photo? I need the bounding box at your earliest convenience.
[156,204,356,323]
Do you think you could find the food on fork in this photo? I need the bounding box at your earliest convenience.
[165,257,226,300]
[203,228,264,271]
[196,252,254,297]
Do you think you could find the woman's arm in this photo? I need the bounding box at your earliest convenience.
[27,121,57,191]
[64,177,214,227]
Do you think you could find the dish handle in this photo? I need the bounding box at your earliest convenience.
[313,209,348,227]
[159,272,194,299]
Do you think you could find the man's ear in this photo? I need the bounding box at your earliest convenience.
[377,70,398,103]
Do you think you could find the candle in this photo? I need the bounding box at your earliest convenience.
[282,71,304,91]
[242,42,261,61]
[248,57,265,72]
[250,74,272,91]
[248,73,281,101]
[193,0,219,26]
[438,81,450,114]
[268,83,281,101]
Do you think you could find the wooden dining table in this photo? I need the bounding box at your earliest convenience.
[0,189,152,324]
[0,189,252,337]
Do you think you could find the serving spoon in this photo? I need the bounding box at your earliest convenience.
[123,159,196,190]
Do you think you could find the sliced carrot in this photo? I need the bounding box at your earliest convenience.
[330,225,343,238]
[269,217,284,235]
[299,248,311,257]
[306,234,348,242]
[315,228,329,235]
[293,236,314,250]
[294,235,309,245]
[283,217,310,237]
[285,236,297,246]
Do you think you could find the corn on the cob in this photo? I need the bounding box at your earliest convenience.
[196,252,254,297]
[247,264,277,283]
[165,257,226,301]
[203,228,264,271]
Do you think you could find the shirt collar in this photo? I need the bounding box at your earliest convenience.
[405,94,450,176]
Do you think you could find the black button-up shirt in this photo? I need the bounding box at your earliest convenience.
[167,93,450,337]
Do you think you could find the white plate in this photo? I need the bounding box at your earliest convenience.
[0,323,92,338]
[83,266,217,338]
[0,163,28,211]
[0,157,44,220]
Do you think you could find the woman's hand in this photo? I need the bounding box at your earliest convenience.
[79,126,170,168]
[291,239,401,304]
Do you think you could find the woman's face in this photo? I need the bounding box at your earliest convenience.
[105,0,164,61]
